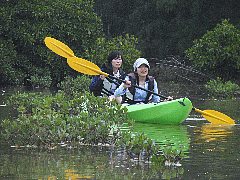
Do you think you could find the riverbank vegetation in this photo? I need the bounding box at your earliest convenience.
[186,20,240,82]
[0,76,183,167]
[1,1,239,97]
[205,78,240,98]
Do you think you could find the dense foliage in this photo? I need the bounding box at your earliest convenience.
[0,0,142,86]
[186,20,240,81]
[1,0,239,96]
[83,34,141,73]
[59,75,92,95]
[0,39,20,84]
[0,75,130,146]
[94,0,240,59]
[0,0,103,86]
[0,90,130,146]
[205,77,240,98]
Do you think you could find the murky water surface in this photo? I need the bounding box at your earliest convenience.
[1,87,240,179]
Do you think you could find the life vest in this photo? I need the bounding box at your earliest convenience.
[89,66,126,97]
[124,73,155,104]
[101,68,126,96]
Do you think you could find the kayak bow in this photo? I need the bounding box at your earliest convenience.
[126,97,193,124]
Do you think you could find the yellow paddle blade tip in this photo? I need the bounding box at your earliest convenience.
[44,37,74,58]
[203,109,235,125]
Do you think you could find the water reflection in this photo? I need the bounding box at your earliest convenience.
[134,123,190,153]
[64,169,94,179]
[184,125,240,179]
[0,146,184,179]
[1,125,240,179]
[194,124,234,142]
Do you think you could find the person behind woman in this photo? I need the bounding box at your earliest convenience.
[114,58,160,104]
[89,51,126,101]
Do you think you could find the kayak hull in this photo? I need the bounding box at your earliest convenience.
[126,97,193,125]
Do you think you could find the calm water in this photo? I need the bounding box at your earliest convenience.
[1,87,240,179]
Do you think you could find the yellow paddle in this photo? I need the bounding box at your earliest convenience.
[193,108,235,124]
[44,37,75,58]
[44,37,236,125]
[67,57,101,76]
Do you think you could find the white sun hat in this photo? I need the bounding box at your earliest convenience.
[133,58,150,71]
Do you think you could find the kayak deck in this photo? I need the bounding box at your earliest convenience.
[126,97,193,124]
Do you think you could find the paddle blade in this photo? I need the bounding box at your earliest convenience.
[44,37,74,58]
[194,108,235,125]
[67,57,108,76]
[202,110,235,125]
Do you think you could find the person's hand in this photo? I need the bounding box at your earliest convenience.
[109,95,115,101]
[164,96,173,101]
[99,75,106,80]
[123,80,131,89]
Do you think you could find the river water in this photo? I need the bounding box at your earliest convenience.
[0,87,240,179]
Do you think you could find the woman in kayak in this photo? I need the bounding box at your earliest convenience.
[114,58,160,104]
[89,51,126,102]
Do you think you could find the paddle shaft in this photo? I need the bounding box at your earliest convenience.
[110,75,169,99]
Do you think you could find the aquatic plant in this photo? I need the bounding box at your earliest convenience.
[117,131,184,167]
[1,90,184,167]
[0,91,130,147]
[1,76,185,168]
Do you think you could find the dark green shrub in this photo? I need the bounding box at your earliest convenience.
[205,77,240,98]
[30,69,52,88]
[0,0,103,85]
[59,75,91,96]
[1,91,130,147]
[83,34,141,73]
[0,39,23,85]
[186,19,240,81]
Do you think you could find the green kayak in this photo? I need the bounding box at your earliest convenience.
[126,97,193,124]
